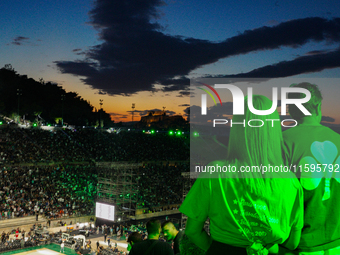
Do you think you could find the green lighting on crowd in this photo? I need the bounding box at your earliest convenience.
[0,122,2,125]
[151,130,155,134]
[143,130,145,133]
[177,131,181,135]
[193,132,199,137]
[169,131,173,135]
[33,123,37,127]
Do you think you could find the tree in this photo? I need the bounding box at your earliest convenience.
[0,66,115,126]
[3,64,15,72]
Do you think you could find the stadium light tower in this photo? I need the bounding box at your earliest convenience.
[61,94,65,126]
[99,99,103,128]
[132,103,135,122]
[17,89,22,123]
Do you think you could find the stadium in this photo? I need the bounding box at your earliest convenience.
[2,0,340,252]
[0,117,193,254]
[1,71,340,255]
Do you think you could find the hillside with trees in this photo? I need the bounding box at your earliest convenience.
[0,64,114,127]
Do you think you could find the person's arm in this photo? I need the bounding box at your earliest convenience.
[282,181,303,250]
[281,228,301,250]
[128,245,135,255]
[184,217,212,251]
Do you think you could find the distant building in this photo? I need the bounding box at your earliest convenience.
[138,110,187,129]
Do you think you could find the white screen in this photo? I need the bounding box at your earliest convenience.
[96,202,115,221]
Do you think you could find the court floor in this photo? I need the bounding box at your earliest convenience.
[0,244,77,255]
[9,248,62,255]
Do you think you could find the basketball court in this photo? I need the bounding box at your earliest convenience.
[9,248,62,255]
[0,244,77,255]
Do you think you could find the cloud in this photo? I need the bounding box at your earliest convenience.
[176,90,191,97]
[207,102,234,117]
[321,115,336,122]
[109,112,129,122]
[109,112,128,117]
[210,47,340,78]
[304,49,332,56]
[72,48,86,56]
[55,0,340,95]
[127,108,176,116]
[265,20,280,26]
[166,110,176,115]
[185,102,234,124]
[11,36,30,46]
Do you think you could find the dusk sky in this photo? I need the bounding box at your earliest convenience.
[1,0,340,124]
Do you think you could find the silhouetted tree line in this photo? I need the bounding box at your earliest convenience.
[0,64,114,127]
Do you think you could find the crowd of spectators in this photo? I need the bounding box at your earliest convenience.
[0,127,87,163]
[0,125,189,222]
[0,224,44,252]
[137,163,186,207]
[0,164,96,220]
[66,129,189,162]
[0,126,189,164]
[96,222,155,255]
[97,162,187,208]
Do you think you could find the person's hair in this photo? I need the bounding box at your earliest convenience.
[161,220,176,229]
[146,219,161,235]
[288,82,322,119]
[227,95,284,196]
[127,232,142,244]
